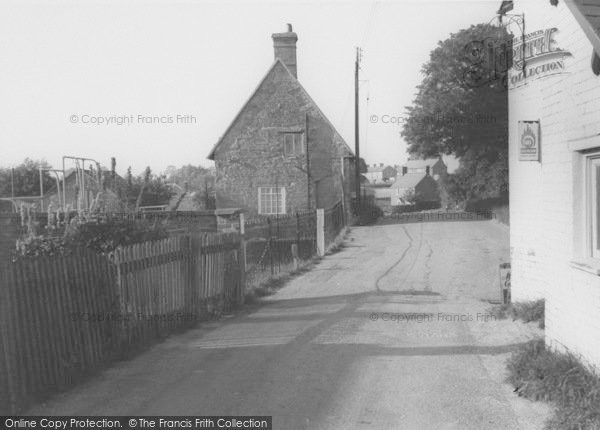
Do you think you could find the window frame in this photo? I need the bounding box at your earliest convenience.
[586,154,600,259]
[282,132,305,156]
[258,187,286,215]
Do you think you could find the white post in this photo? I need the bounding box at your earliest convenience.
[238,212,246,305]
[317,208,325,257]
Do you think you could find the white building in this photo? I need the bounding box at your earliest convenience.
[364,164,397,184]
[506,0,600,370]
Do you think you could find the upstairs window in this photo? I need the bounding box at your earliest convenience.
[283,132,305,156]
[258,187,286,215]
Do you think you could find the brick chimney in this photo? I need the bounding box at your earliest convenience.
[426,166,431,175]
[272,24,298,78]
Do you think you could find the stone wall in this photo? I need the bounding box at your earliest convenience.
[213,60,352,217]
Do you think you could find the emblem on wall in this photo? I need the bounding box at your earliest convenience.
[518,120,540,161]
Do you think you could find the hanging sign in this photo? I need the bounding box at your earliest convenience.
[518,120,540,161]
[509,28,572,89]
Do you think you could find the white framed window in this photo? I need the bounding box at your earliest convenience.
[282,132,304,156]
[587,155,600,258]
[258,187,286,215]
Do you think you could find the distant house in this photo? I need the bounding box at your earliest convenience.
[208,25,354,217]
[364,164,397,184]
[402,157,447,180]
[389,166,439,207]
[43,168,125,212]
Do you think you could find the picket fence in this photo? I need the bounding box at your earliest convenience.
[0,233,242,414]
[0,202,347,414]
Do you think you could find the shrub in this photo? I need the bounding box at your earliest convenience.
[66,219,168,254]
[507,339,600,430]
[351,197,383,225]
[492,299,545,328]
[14,218,168,260]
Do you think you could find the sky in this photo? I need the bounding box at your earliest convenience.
[0,0,501,176]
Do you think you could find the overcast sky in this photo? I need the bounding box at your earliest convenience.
[0,0,501,176]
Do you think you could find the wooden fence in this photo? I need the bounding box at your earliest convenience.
[324,201,345,249]
[0,233,242,414]
[0,203,347,414]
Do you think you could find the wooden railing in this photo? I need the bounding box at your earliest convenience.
[0,233,242,414]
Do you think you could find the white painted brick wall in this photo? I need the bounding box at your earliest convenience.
[510,0,600,371]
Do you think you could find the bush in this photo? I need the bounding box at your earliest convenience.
[507,339,600,430]
[14,218,168,260]
[67,219,168,254]
[351,197,383,225]
[492,299,545,328]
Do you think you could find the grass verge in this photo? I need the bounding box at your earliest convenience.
[507,339,600,430]
[244,257,322,304]
[492,299,545,328]
[244,228,349,304]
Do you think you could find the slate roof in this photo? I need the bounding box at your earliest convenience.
[390,172,427,189]
[403,158,441,169]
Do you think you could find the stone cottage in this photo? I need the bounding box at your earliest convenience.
[504,0,600,370]
[207,25,354,217]
[388,166,440,207]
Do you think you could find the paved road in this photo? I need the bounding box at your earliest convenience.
[30,220,551,429]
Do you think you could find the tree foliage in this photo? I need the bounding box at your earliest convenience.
[120,166,174,210]
[164,164,216,209]
[0,158,55,198]
[402,23,510,202]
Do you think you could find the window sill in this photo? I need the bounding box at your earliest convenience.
[570,259,600,276]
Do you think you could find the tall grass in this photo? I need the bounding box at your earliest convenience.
[507,340,600,430]
[492,299,545,328]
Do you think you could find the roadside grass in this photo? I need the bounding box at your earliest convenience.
[244,257,321,304]
[507,339,600,430]
[325,227,350,256]
[244,228,350,304]
[492,299,545,328]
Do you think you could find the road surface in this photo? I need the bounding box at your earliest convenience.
[29,220,551,429]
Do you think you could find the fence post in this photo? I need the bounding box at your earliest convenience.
[317,208,325,257]
[268,218,274,275]
[238,213,246,306]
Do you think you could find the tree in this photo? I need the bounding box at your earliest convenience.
[401,23,510,202]
[120,166,174,210]
[165,164,214,191]
[0,158,54,198]
[358,158,368,174]
[402,188,420,205]
[165,164,216,209]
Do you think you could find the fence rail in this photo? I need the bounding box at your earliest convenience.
[0,233,242,414]
[0,202,346,414]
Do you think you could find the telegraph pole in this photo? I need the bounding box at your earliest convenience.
[354,47,362,205]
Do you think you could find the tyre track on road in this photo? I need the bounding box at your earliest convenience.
[375,223,425,292]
